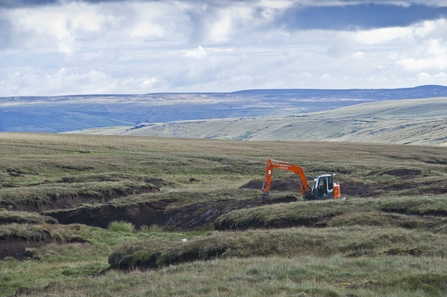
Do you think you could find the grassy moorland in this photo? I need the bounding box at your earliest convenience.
[1,132,447,296]
[96,97,447,146]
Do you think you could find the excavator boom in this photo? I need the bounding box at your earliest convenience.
[262,159,311,202]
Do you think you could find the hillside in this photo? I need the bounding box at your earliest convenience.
[82,97,447,146]
[1,133,447,296]
[1,85,446,133]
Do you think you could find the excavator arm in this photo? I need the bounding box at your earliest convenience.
[261,159,311,202]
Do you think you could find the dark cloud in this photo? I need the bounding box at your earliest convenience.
[0,0,58,8]
[0,0,253,9]
[0,19,11,49]
[0,0,125,8]
[279,3,447,30]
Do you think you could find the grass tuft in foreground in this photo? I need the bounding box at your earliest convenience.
[108,221,136,233]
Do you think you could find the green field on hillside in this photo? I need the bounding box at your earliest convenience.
[81,97,447,146]
[1,133,447,296]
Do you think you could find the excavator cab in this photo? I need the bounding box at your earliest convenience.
[310,174,338,200]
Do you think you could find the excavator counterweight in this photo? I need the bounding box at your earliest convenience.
[261,159,340,202]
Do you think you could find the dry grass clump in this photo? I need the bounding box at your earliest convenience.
[139,224,164,233]
[108,221,135,233]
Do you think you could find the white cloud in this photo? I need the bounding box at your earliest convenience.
[259,0,295,9]
[184,46,208,59]
[1,1,447,96]
[0,65,168,96]
[397,56,447,71]
[352,51,364,58]
[355,27,413,45]
[426,38,447,55]
[202,6,257,44]
[320,73,331,80]
[417,72,432,80]
[129,22,165,38]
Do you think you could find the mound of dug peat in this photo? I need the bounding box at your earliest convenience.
[44,196,297,230]
[44,200,172,229]
[0,224,51,260]
[0,237,46,260]
[0,223,91,260]
[108,227,447,270]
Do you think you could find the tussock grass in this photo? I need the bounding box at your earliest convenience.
[0,223,50,241]
[139,224,164,233]
[0,223,91,244]
[108,221,135,233]
[0,181,158,211]
[380,196,447,215]
[326,211,447,232]
[0,209,58,225]
[108,227,447,270]
[13,255,447,297]
[215,195,447,230]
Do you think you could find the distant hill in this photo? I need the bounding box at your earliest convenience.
[75,97,447,147]
[1,85,446,133]
[232,85,447,99]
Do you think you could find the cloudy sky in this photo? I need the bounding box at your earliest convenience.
[0,0,446,96]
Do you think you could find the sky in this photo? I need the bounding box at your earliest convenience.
[0,0,447,96]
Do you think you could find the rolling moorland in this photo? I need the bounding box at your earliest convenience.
[1,133,447,296]
[1,85,447,133]
[84,97,447,146]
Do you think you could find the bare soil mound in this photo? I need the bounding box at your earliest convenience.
[45,196,297,230]
[383,169,421,178]
[0,237,41,260]
[240,179,299,191]
[47,200,172,229]
[341,182,376,197]
[0,233,50,260]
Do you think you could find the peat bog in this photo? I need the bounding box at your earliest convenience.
[1,133,447,296]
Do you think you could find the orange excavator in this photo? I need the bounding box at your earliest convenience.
[261,159,340,203]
